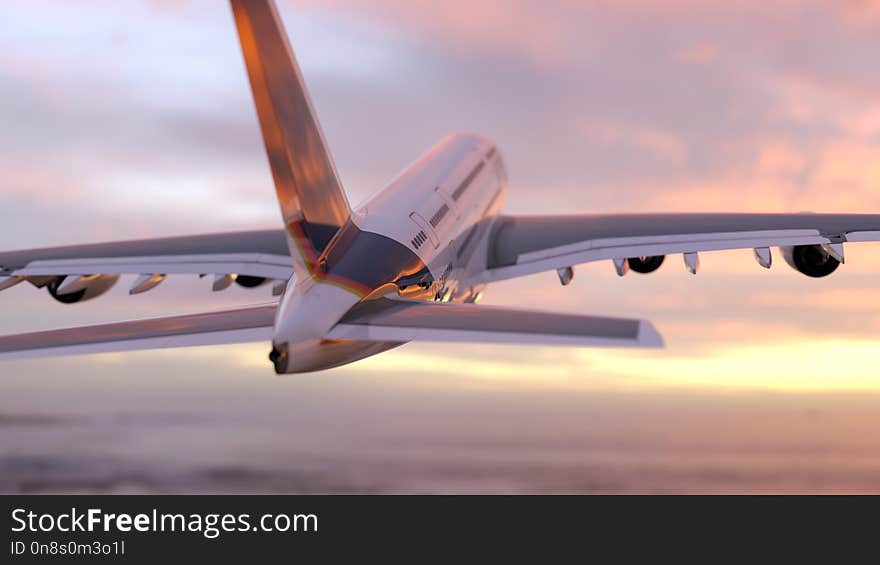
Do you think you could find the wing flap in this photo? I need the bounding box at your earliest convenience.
[327,298,663,348]
[0,304,276,360]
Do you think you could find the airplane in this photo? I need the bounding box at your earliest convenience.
[1,0,879,374]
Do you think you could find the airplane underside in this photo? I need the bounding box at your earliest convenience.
[270,338,404,374]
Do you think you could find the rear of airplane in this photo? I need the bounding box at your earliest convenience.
[0,0,666,373]
[232,0,665,374]
[231,0,351,278]
[7,0,880,376]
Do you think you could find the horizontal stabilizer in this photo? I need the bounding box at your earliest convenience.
[326,298,663,348]
[0,304,276,360]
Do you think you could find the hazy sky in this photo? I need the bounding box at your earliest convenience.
[3,1,880,493]
[3,0,880,389]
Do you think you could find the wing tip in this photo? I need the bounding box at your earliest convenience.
[637,320,665,348]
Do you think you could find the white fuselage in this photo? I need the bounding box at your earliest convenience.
[355,133,507,298]
[272,133,507,372]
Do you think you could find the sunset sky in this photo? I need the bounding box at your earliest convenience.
[3,1,880,492]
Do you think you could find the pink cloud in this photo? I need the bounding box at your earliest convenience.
[673,43,719,64]
[578,119,688,165]
[757,140,807,177]
[835,0,880,27]
[812,141,880,194]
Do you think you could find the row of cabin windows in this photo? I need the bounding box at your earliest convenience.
[429,203,449,228]
[452,160,486,201]
[411,230,428,249]
[417,148,496,253]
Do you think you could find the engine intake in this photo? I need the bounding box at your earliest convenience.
[235,275,268,288]
[627,255,665,274]
[46,274,119,304]
[781,245,840,278]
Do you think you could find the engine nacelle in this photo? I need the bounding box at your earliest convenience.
[781,245,840,278]
[46,274,120,304]
[627,255,665,274]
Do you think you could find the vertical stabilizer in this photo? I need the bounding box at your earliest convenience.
[231,0,351,276]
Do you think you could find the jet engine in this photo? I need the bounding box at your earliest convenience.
[46,274,120,304]
[627,255,665,274]
[781,245,840,278]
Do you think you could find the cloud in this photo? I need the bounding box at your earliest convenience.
[813,140,880,191]
[835,0,880,27]
[3,0,880,398]
[9,0,880,496]
[673,43,719,64]
[578,119,688,165]
[758,139,807,176]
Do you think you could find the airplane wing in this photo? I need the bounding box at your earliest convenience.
[482,213,880,282]
[0,230,293,296]
[0,304,276,360]
[327,298,663,347]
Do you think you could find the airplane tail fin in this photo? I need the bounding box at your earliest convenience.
[231,0,350,276]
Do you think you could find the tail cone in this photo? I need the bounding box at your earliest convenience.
[269,342,289,374]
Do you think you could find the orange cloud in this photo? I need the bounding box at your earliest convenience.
[578,119,688,165]
[752,287,880,311]
[640,179,795,212]
[834,0,880,27]
[812,141,880,195]
[287,0,592,66]
[758,140,806,177]
[673,43,719,64]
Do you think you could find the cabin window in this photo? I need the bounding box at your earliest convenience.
[452,161,486,201]
[429,204,449,228]
[411,230,427,249]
